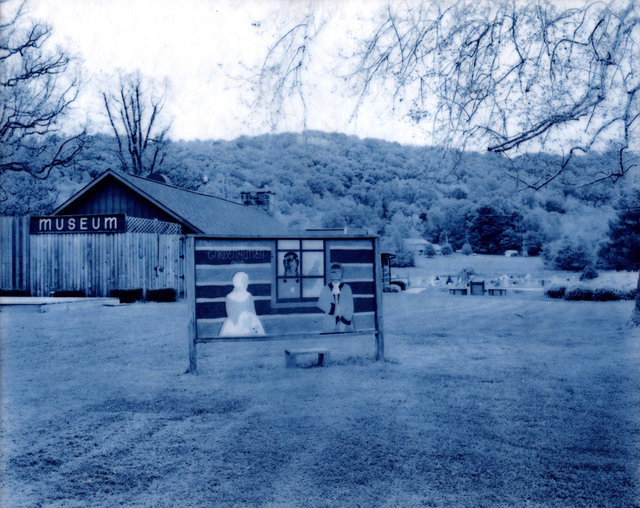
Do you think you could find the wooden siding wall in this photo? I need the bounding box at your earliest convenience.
[58,180,178,224]
[1,218,185,297]
[0,216,30,291]
[194,238,377,339]
[29,233,185,297]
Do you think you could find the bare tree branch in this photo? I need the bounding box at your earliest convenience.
[253,7,331,136]
[256,0,637,189]
[102,71,171,176]
[339,0,639,187]
[0,0,84,179]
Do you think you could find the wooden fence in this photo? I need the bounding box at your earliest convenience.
[1,217,185,297]
[0,216,30,291]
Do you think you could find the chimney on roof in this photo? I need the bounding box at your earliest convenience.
[241,188,274,214]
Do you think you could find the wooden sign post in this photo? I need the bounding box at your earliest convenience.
[373,237,384,361]
[185,236,198,373]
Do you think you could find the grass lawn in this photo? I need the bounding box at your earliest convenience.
[1,291,639,506]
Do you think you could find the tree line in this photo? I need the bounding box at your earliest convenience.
[2,130,637,273]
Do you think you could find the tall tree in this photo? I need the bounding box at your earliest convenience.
[598,189,640,271]
[468,205,524,254]
[102,72,171,176]
[0,0,84,180]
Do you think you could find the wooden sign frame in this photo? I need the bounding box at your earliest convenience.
[185,235,384,373]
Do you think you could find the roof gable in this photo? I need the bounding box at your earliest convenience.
[53,169,287,236]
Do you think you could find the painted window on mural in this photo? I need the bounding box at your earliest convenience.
[276,239,325,302]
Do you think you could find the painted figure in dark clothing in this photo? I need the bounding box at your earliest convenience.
[280,251,300,298]
[317,263,355,332]
[283,251,299,277]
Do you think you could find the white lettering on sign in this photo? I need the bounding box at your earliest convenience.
[39,218,52,231]
[104,217,117,229]
[206,250,269,262]
[31,215,126,233]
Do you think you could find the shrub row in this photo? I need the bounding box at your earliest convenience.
[145,288,177,302]
[109,288,144,303]
[1,288,179,302]
[110,288,177,303]
[0,289,31,297]
[51,290,86,298]
[545,286,565,299]
[545,286,636,301]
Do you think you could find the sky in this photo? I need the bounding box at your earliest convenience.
[26,0,427,144]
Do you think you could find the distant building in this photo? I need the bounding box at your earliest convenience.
[404,238,431,255]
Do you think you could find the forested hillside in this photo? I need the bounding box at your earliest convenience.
[2,131,637,269]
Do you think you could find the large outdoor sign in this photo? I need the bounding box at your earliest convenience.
[186,236,384,373]
[30,214,126,234]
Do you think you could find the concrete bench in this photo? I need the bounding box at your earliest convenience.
[285,349,330,368]
[488,288,507,296]
[449,288,468,295]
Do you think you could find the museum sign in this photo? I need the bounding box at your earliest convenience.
[30,214,126,234]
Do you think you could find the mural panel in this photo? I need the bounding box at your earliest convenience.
[194,237,378,339]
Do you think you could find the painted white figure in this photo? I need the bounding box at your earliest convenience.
[317,263,355,333]
[219,271,265,337]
